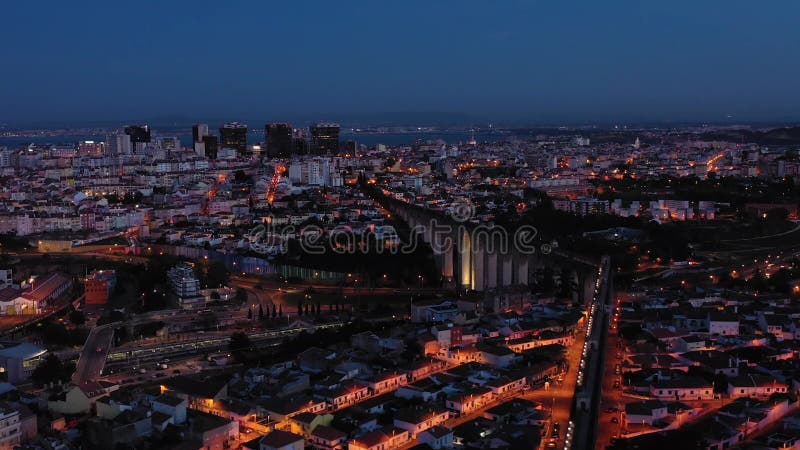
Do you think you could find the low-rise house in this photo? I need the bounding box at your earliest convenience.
[151,411,173,432]
[709,313,740,336]
[396,379,445,403]
[310,425,348,450]
[417,426,454,450]
[258,395,328,422]
[674,336,707,353]
[477,344,516,368]
[324,381,370,410]
[759,313,791,340]
[624,400,668,426]
[152,394,187,425]
[160,374,228,409]
[411,301,462,323]
[332,408,379,435]
[681,350,739,377]
[393,407,450,438]
[363,372,407,396]
[445,386,493,415]
[298,348,338,373]
[484,375,526,397]
[85,410,151,449]
[289,412,333,437]
[716,397,791,439]
[482,398,542,425]
[728,374,788,399]
[355,394,395,416]
[650,377,714,401]
[649,328,690,351]
[349,428,410,450]
[625,354,688,373]
[47,381,110,415]
[96,389,137,420]
[201,398,257,427]
[260,429,305,450]
[184,410,239,450]
[447,345,482,364]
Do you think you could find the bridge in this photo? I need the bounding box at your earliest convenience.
[73,321,120,383]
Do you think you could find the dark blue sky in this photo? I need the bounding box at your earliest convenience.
[2,1,799,126]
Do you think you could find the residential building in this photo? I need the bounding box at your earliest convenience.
[260,429,305,450]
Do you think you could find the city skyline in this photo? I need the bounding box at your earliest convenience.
[2,1,800,124]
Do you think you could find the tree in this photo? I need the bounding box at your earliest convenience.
[297,301,303,316]
[199,260,230,289]
[247,308,252,320]
[229,332,252,352]
[271,304,277,318]
[235,288,248,303]
[40,321,70,347]
[258,304,264,321]
[278,305,283,317]
[233,169,249,183]
[32,354,74,386]
[68,310,86,326]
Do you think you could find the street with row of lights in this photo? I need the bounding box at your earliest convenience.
[564,259,607,450]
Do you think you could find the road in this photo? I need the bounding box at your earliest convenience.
[720,222,800,243]
[571,256,612,450]
[394,385,559,450]
[73,324,116,383]
[528,323,587,449]
[595,294,626,450]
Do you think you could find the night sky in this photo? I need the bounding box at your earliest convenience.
[2,1,799,125]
